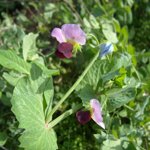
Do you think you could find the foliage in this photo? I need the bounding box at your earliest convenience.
[0,0,149,150]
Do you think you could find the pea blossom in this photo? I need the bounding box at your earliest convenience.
[76,99,105,129]
[100,42,113,58]
[51,24,86,59]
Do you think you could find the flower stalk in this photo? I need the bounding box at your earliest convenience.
[48,104,82,129]
[46,50,99,123]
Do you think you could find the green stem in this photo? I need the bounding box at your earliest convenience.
[101,95,108,110]
[46,51,99,123]
[87,34,100,46]
[132,66,141,82]
[48,104,82,129]
[124,104,135,111]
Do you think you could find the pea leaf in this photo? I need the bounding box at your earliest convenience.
[32,60,60,77]
[101,139,123,150]
[76,53,132,91]
[107,87,137,111]
[11,64,58,150]
[0,50,30,74]
[102,23,118,43]
[77,85,96,106]
[0,132,7,146]
[3,72,24,86]
[29,63,54,113]
[22,33,38,61]
[76,53,134,109]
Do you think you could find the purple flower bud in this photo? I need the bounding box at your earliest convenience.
[76,110,91,125]
[100,42,113,58]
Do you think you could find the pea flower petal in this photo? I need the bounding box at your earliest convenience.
[51,28,66,43]
[62,24,86,45]
[51,24,86,45]
[100,42,113,58]
[90,99,105,129]
[76,110,91,125]
[56,42,73,59]
[55,50,66,59]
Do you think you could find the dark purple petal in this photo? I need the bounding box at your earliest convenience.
[90,99,105,129]
[62,24,86,45]
[55,50,66,59]
[76,110,91,125]
[51,27,66,43]
[57,42,73,58]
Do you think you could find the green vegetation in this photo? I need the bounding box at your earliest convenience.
[0,0,149,150]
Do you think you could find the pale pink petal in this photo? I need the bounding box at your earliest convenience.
[51,28,66,43]
[90,99,105,129]
[62,24,86,45]
[98,122,105,129]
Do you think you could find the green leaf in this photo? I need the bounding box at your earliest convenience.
[119,26,128,46]
[22,33,38,61]
[0,78,5,90]
[135,96,149,118]
[32,60,60,77]
[126,0,134,6]
[29,63,54,113]
[125,6,132,24]
[3,72,24,86]
[0,93,11,106]
[76,59,107,91]
[0,25,25,52]
[44,3,58,23]
[76,53,132,91]
[101,139,123,150]
[119,109,127,117]
[77,85,96,106]
[0,132,7,146]
[113,18,121,33]
[102,69,120,83]
[89,15,99,29]
[76,53,133,108]
[102,23,118,43]
[107,87,137,111]
[0,50,30,74]
[11,64,57,150]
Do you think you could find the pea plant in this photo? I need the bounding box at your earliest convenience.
[0,22,140,150]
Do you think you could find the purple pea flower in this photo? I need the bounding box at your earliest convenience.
[76,99,105,129]
[90,99,105,129]
[51,24,86,58]
[100,42,113,58]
